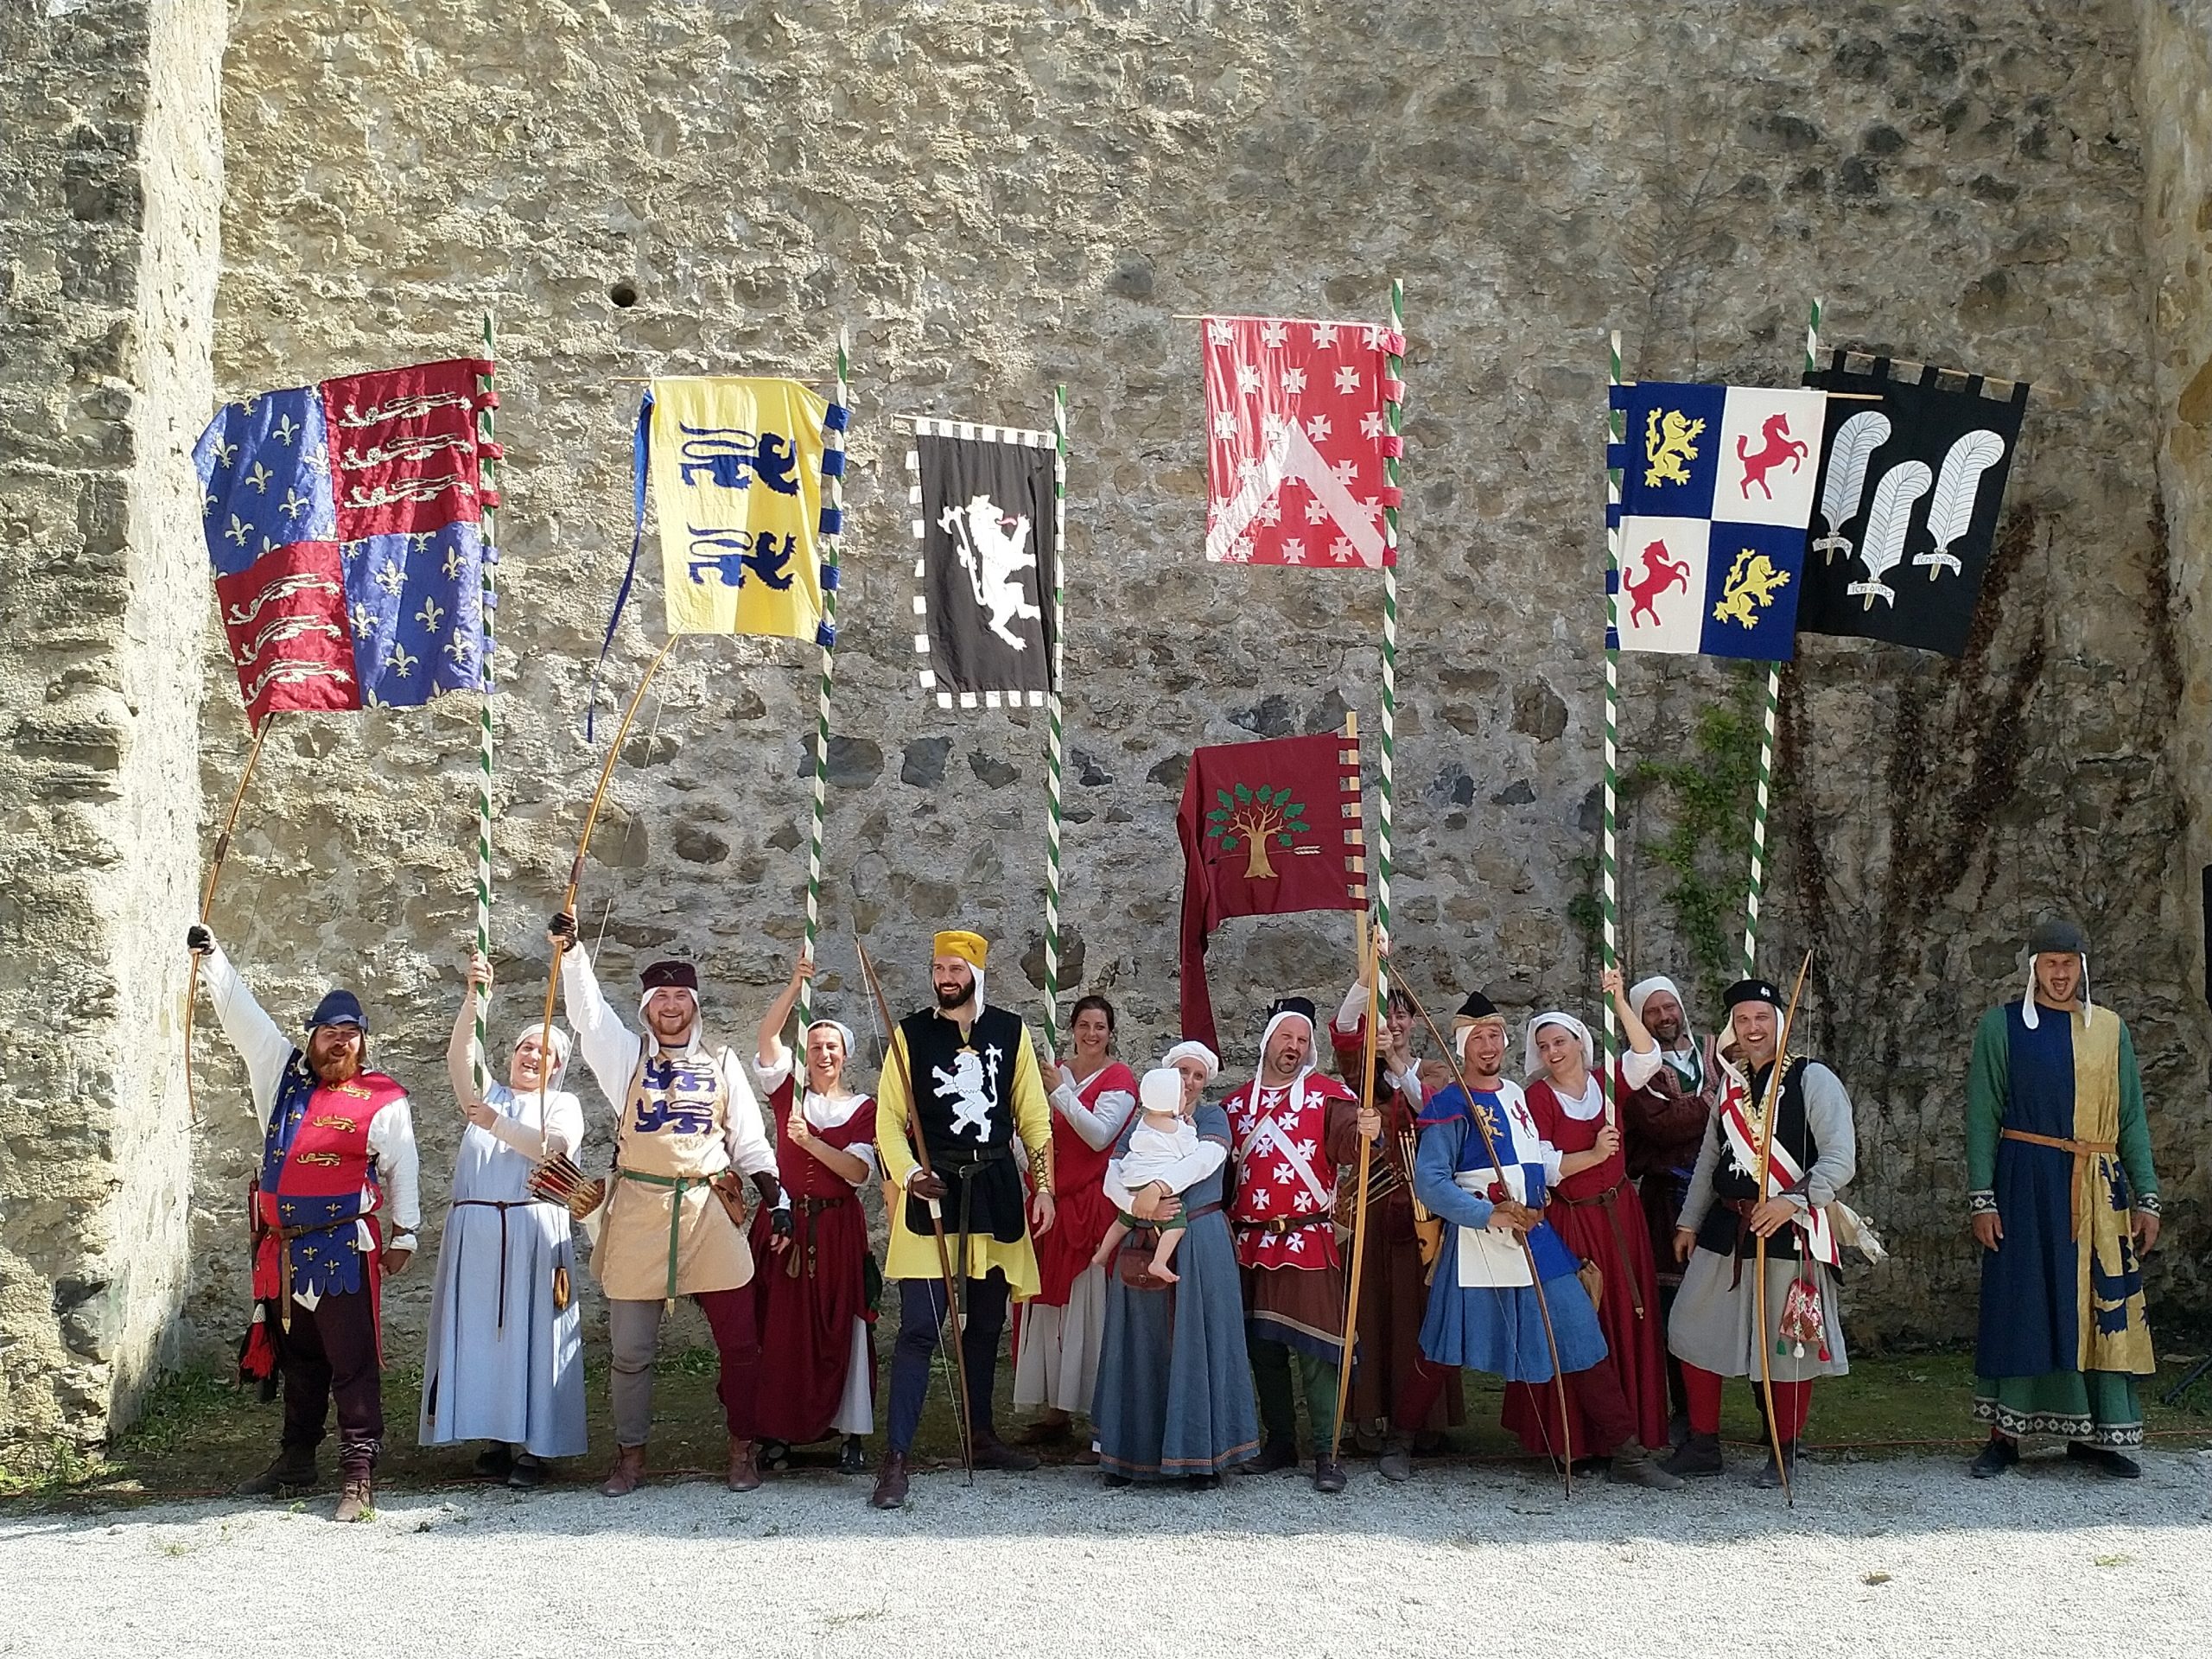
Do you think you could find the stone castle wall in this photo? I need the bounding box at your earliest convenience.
[0,0,224,1447]
[3,0,2208,1444]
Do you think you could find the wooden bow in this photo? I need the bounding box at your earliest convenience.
[1750,950,1813,1507]
[531,635,680,1116]
[854,935,976,1481]
[1397,979,1575,1497]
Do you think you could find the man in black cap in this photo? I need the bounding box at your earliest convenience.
[1220,995,1379,1491]
[1966,918,2161,1478]
[549,913,790,1496]
[187,925,419,1522]
[1664,975,1857,1487]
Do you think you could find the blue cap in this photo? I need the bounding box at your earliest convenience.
[305,989,368,1033]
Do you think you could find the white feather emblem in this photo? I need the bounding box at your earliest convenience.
[1913,429,2007,578]
[1812,410,1891,564]
[1847,461,1931,611]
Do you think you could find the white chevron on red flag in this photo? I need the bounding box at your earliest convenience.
[1202,315,1401,569]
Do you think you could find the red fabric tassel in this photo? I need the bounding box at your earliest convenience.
[238,1313,276,1382]
[1382,377,1407,403]
[1379,435,1405,457]
[1379,329,1406,356]
[1376,486,1402,507]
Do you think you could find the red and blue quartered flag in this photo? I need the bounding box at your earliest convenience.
[193,358,500,726]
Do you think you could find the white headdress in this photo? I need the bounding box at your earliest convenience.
[1522,1010,1595,1083]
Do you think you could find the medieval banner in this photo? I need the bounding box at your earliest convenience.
[1202,315,1402,569]
[645,376,837,644]
[1796,353,2031,656]
[1178,729,1366,1047]
[1606,380,1826,659]
[907,418,1058,709]
[193,357,498,726]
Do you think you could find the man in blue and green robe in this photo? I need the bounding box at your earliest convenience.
[1967,918,2161,1478]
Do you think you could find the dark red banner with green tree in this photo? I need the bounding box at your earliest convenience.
[1178,729,1366,1047]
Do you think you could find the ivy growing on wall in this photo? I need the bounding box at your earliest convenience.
[1633,664,1764,1008]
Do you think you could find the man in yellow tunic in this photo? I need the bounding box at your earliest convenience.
[869,930,1057,1507]
[550,914,791,1497]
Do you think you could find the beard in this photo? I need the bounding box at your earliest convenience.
[310,1046,361,1085]
[934,981,971,1009]
[1649,1015,1685,1046]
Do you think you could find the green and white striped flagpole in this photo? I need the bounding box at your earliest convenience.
[1740,301,1819,979]
[1039,384,1070,1057]
[1376,281,1403,1003]
[472,314,499,1099]
[1602,329,1624,1122]
[798,327,852,1029]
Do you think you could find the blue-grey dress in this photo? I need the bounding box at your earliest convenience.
[1090,1102,1262,1479]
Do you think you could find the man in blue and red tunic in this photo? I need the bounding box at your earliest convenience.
[188,925,420,1523]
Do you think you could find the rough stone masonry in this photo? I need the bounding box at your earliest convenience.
[2,0,2208,1450]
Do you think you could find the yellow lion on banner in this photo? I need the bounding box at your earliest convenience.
[1643,407,1705,488]
[1712,548,1791,628]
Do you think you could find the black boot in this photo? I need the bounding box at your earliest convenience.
[1313,1454,1348,1494]
[1254,1438,1300,1473]
[235,1444,319,1497]
[1608,1442,1687,1491]
[1662,1432,1723,1479]
[1968,1433,2018,1479]
[1758,1440,1798,1490]
[2066,1440,2141,1479]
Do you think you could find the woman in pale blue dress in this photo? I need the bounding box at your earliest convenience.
[1090,1041,1261,1487]
[419,955,587,1484]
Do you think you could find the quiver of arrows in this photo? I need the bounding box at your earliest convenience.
[529,1152,606,1221]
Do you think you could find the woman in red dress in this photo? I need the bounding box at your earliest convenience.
[747,957,878,1473]
[1502,969,1672,1461]
[1014,995,1138,1452]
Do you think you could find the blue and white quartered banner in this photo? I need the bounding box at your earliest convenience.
[1606,381,1826,659]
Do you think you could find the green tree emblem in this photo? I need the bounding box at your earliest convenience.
[1206,782,1310,880]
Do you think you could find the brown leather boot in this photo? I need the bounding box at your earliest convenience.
[333,1477,374,1522]
[869,1450,910,1510]
[727,1437,763,1492]
[601,1443,647,1497]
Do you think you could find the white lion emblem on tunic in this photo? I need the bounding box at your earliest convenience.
[931,1047,998,1140]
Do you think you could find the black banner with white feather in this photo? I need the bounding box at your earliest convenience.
[1796,353,2030,657]
[908,420,1059,708]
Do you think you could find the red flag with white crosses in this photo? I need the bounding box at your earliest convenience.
[1202,315,1403,569]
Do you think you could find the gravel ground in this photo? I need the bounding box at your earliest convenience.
[3,1448,2209,1656]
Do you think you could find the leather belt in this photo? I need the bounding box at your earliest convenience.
[1232,1209,1331,1236]
[2001,1128,2116,1239]
[1554,1177,1646,1320]
[786,1191,854,1279]
[453,1198,557,1329]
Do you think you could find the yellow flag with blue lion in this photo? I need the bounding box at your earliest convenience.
[644,376,838,640]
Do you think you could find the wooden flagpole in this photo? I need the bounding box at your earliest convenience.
[470,316,499,1097]
[1039,385,1070,1057]
[798,329,852,1027]
[1602,330,1624,1126]
[182,715,275,1123]
[1740,300,1821,979]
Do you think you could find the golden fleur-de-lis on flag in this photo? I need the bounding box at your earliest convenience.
[280,487,311,522]
[442,545,466,579]
[272,413,301,446]
[245,461,274,494]
[416,596,445,634]
[374,558,406,598]
[214,438,238,469]
[408,531,435,556]
[386,643,417,679]
[225,513,251,547]
[445,634,474,667]
[350,603,378,639]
